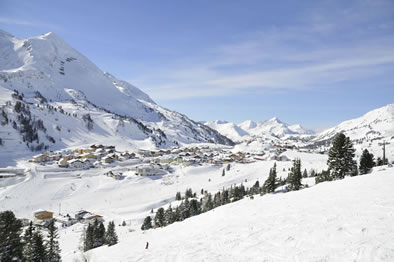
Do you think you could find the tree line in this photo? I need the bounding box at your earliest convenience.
[0,210,61,262]
[142,158,306,230]
[83,220,118,252]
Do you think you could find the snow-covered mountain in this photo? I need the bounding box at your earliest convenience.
[310,104,394,157]
[204,120,249,142]
[0,30,233,165]
[205,117,313,143]
[239,117,314,138]
[314,104,394,142]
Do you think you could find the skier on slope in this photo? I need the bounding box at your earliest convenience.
[146,241,149,249]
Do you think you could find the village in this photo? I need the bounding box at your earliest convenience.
[28,144,292,177]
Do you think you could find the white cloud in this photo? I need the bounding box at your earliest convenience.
[129,1,394,101]
[0,17,60,30]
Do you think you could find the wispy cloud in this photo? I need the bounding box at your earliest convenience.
[0,17,60,30]
[129,1,394,101]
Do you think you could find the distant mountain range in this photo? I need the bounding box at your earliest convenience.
[205,117,314,142]
[205,104,394,158]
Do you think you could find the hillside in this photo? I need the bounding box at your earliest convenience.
[87,168,394,262]
[309,104,394,158]
[0,30,233,166]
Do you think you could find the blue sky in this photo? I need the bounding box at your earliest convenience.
[1,0,394,131]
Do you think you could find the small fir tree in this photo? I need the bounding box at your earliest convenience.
[46,220,62,262]
[175,192,182,201]
[154,208,165,227]
[31,231,47,262]
[94,221,106,248]
[83,223,94,251]
[141,216,152,230]
[287,159,302,191]
[359,149,375,174]
[105,221,118,246]
[262,163,278,193]
[315,170,332,184]
[302,169,308,178]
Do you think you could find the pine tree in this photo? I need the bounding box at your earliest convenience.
[154,207,165,227]
[105,221,118,246]
[83,223,94,251]
[185,188,193,199]
[46,220,61,262]
[287,159,302,191]
[327,133,357,179]
[31,231,47,262]
[189,199,201,216]
[262,163,278,193]
[180,198,191,220]
[302,169,308,178]
[164,205,176,225]
[141,216,152,230]
[359,149,375,174]
[94,221,106,248]
[0,210,24,262]
[315,170,332,184]
[23,221,35,260]
[175,192,182,201]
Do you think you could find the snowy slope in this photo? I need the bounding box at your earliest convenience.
[0,150,330,261]
[0,30,232,165]
[88,168,394,262]
[311,104,394,158]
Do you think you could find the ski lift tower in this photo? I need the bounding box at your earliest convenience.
[378,141,389,165]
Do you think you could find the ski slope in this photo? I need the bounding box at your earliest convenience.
[87,168,394,262]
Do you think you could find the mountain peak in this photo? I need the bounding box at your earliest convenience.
[267,117,282,123]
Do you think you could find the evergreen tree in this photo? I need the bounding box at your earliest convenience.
[189,199,201,216]
[83,223,94,251]
[180,199,191,220]
[31,231,47,262]
[262,163,278,193]
[154,207,165,227]
[105,221,118,246]
[327,133,357,179]
[94,221,106,248]
[23,221,35,260]
[250,181,260,195]
[310,169,316,177]
[302,169,308,178]
[287,159,302,191]
[359,149,374,175]
[46,220,61,262]
[164,205,176,225]
[175,192,182,201]
[185,188,193,199]
[0,210,24,262]
[202,193,213,212]
[315,170,332,184]
[141,216,152,230]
